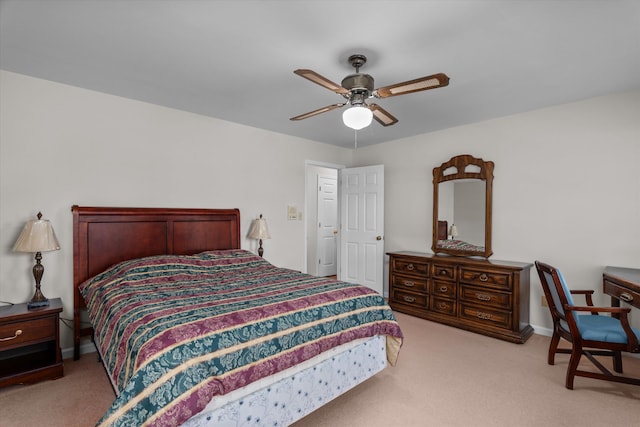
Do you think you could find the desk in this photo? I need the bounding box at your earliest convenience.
[603,266,640,310]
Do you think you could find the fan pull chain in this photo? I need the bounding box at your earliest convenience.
[354,129,358,150]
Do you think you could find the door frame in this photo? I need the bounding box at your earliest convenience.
[304,160,344,276]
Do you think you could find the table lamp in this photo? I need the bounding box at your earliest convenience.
[449,224,459,240]
[248,214,271,257]
[13,212,60,309]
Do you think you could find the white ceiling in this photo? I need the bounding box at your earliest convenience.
[1,0,639,149]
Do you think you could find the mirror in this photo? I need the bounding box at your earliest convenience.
[432,154,494,258]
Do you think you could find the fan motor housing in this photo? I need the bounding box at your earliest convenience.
[341,73,374,92]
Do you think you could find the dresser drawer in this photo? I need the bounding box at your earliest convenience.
[392,274,428,292]
[0,317,56,350]
[603,279,639,306]
[460,285,512,310]
[392,258,430,277]
[459,303,512,329]
[432,264,456,282]
[430,280,456,299]
[391,289,428,309]
[460,268,512,290]
[430,297,457,316]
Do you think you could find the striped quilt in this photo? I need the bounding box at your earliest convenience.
[80,249,403,426]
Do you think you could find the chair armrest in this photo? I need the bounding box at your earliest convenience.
[569,289,595,307]
[568,305,630,314]
[565,305,639,350]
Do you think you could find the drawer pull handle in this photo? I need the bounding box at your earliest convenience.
[620,293,634,303]
[0,329,23,342]
[438,302,447,309]
[476,294,492,301]
[479,273,489,282]
[476,312,492,320]
[403,280,415,287]
[439,286,449,293]
[439,269,448,276]
[403,296,416,303]
[406,264,415,271]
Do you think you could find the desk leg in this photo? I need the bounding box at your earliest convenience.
[606,282,624,373]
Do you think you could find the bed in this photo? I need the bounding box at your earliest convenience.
[436,239,485,252]
[436,220,485,252]
[72,206,403,427]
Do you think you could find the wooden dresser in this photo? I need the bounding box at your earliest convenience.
[388,252,533,343]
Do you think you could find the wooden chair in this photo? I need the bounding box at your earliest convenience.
[535,261,640,389]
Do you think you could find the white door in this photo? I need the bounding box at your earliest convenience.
[317,175,338,276]
[340,165,384,294]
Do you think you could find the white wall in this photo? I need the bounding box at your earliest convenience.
[354,90,640,332]
[454,181,485,247]
[0,71,352,350]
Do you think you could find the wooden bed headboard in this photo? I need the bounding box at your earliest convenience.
[71,205,241,359]
[437,220,448,241]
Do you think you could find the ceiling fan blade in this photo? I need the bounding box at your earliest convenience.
[369,104,398,126]
[290,103,345,121]
[374,73,450,98]
[294,69,349,95]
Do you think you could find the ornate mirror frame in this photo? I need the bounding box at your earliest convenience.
[432,154,494,258]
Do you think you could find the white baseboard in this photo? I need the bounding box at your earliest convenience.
[531,324,552,337]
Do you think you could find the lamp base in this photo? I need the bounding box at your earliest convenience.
[27,286,49,310]
[27,298,50,309]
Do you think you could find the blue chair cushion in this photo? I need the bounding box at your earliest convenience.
[576,314,640,344]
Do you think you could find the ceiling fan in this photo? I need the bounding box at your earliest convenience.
[290,54,449,130]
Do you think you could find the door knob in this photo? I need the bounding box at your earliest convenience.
[376,236,382,241]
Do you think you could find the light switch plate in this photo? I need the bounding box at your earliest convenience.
[287,205,297,220]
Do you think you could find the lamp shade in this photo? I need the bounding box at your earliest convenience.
[13,215,60,253]
[248,216,271,240]
[342,106,373,130]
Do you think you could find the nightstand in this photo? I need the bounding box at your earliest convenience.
[0,298,63,387]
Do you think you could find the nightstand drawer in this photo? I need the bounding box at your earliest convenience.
[0,317,56,349]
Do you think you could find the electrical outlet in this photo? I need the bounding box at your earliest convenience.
[541,296,548,307]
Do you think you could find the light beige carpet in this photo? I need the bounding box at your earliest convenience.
[1,312,638,426]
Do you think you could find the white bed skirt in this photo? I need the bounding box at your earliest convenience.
[182,334,388,427]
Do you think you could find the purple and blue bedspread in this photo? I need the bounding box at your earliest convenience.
[80,249,403,426]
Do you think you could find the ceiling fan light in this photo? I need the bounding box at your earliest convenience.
[342,106,373,130]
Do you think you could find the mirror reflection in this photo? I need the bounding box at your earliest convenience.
[437,180,485,251]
